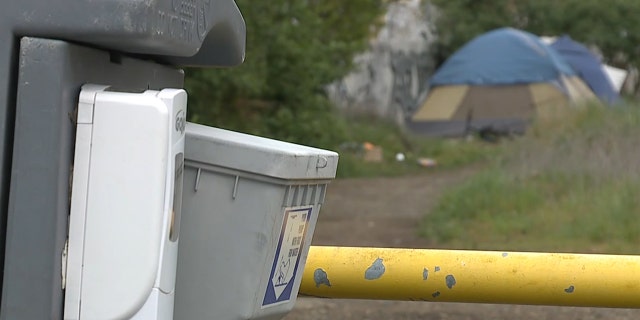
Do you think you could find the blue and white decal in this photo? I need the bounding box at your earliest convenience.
[262,206,313,307]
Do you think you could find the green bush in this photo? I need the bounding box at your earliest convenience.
[186,0,384,149]
[433,0,640,68]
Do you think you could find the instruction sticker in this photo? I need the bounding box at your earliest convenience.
[262,206,313,307]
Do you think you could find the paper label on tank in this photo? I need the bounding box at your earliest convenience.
[262,206,313,307]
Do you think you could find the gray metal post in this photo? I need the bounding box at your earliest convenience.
[0,1,246,318]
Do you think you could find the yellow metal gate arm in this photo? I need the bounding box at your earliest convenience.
[299,246,640,308]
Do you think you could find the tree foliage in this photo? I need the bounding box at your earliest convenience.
[186,0,384,148]
[433,0,640,68]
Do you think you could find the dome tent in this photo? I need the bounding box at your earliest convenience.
[408,28,594,137]
[550,35,620,104]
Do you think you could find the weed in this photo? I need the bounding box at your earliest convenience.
[420,105,640,254]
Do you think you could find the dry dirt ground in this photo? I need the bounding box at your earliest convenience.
[283,168,640,320]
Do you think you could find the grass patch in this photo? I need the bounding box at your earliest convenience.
[335,117,497,178]
[420,104,640,254]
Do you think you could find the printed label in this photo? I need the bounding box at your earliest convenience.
[262,206,313,307]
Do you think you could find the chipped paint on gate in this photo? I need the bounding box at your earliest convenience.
[445,275,456,289]
[364,258,385,280]
[299,246,640,308]
[313,268,331,288]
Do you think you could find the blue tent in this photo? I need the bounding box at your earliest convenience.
[409,28,595,137]
[551,35,619,104]
[431,28,576,87]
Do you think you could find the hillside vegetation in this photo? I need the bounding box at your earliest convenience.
[185,1,640,161]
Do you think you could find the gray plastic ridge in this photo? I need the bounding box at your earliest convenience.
[186,122,339,180]
[1,0,246,67]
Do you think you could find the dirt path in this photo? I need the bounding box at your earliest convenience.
[283,168,640,320]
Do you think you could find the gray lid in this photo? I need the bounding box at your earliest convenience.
[185,123,339,180]
[3,0,245,67]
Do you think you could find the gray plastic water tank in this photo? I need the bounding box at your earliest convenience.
[175,123,338,319]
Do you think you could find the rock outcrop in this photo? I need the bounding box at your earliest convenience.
[327,0,438,126]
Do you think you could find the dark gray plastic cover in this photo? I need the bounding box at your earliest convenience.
[1,0,245,67]
[1,37,184,320]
